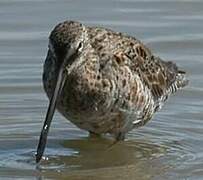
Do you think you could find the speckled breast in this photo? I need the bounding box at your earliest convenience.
[43,54,119,134]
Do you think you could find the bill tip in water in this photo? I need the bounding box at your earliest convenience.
[35,152,49,163]
[35,151,42,163]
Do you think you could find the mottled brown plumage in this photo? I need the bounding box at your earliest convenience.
[36,20,188,162]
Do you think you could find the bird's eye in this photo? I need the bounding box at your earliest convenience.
[77,42,83,51]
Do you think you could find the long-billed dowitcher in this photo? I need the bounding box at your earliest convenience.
[36,20,188,162]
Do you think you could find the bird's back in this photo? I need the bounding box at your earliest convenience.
[86,25,188,122]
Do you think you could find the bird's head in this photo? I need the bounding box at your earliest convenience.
[49,20,87,73]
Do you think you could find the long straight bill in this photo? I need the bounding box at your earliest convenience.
[36,47,77,163]
[36,63,66,163]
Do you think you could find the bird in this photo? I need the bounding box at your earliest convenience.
[36,20,188,163]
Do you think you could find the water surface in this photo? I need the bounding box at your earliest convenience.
[0,0,202,179]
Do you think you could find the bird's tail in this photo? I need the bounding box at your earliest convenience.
[175,70,189,89]
[166,61,189,93]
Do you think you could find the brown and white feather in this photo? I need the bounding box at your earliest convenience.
[43,21,188,140]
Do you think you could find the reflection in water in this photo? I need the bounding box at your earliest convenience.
[0,137,169,180]
[38,137,168,179]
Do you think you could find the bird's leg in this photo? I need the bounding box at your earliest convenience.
[107,132,125,149]
[115,132,126,141]
[89,131,101,139]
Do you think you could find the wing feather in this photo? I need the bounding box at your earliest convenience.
[88,27,188,111]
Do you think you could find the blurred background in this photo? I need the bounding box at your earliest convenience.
[0,0,202,179]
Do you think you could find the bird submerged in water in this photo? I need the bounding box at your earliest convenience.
[36,20,188,162]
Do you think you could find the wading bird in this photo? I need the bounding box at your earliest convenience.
[36,21,188,163]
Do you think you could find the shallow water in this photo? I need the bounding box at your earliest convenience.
[0,0,202,179]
